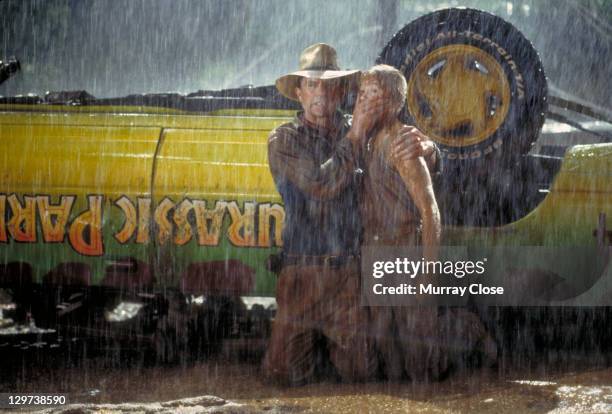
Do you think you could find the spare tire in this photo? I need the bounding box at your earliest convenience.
[377,8,547,167]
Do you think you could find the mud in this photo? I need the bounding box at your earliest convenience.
[1,352,611,414]
[1,295,611,413]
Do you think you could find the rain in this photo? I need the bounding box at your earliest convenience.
[0,0,611,413]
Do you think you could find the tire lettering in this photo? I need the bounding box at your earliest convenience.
[403,31,526,101]
[435,32,447,41]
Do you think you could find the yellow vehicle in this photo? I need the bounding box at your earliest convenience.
[0,94,297,358]
[0,8,610,359]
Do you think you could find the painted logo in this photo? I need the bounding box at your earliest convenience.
[0,194,285,256]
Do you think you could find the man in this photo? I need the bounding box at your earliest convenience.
[263,44,438,385]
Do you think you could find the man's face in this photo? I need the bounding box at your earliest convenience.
[295,78,343,125]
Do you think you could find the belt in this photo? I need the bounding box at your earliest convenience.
[281,253,359,268]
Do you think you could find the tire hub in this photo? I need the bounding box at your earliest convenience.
[407,45,511,148]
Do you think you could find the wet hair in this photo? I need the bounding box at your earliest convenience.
[361,64,407,113]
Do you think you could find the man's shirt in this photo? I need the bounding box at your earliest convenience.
[267,111,361,256]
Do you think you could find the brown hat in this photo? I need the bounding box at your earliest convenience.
[275,43,360,101]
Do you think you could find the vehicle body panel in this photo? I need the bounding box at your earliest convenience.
[0,105,610,303]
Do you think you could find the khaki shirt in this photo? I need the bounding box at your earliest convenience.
[267,112,362,256]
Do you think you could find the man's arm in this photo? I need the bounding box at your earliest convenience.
[268,127,357,200]
[268,97,387,200]
[389,126,442,178]
[393,156,441,261]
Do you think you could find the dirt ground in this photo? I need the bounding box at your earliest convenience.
[1,351,611,414]
[2,300,612,413]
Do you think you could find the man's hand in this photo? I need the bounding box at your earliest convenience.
[346,95,384,143]
[389,125,437,167]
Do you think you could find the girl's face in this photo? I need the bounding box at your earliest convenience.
[358,76,385,104]
[358,76,393,124]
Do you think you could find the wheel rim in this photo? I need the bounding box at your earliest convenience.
[406,45,511,148]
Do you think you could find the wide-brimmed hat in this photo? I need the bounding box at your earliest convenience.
[275,43,360,101]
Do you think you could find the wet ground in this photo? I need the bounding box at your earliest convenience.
[1,343,611,413]
[2,298,612,413]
